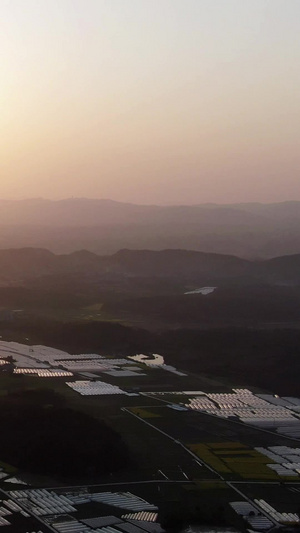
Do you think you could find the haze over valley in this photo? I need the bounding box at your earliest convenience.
[2,198,300,258]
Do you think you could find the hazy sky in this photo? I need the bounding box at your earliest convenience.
[1,0,300,204]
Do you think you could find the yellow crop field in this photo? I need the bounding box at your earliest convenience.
[188,443,231,473]
[208,442,248,449]
[129,407,161,418]
[214,449,259,456]
[187,441,284,480]
[223,456,271,464]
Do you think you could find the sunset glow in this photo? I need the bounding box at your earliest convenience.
[1,0,300,204]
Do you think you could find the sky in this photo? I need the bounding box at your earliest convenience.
[1,0,300,205]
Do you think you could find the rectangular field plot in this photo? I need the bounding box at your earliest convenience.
[187,442,300,481]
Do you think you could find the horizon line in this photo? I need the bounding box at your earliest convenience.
[0,197,299,207]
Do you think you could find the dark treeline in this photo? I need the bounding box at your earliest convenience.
[103,285,300,327]
[2,283,300,330]
[162,328,300,397]
[1,318,300,396]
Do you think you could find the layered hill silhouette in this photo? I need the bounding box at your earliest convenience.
[1,247,300,286]
[2,198,300,258]
[0,246,300,393]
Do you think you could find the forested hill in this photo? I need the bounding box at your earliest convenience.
[0,247,300,286]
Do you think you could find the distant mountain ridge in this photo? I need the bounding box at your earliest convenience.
[1,198,300,258]
[0,246,300,286]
